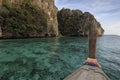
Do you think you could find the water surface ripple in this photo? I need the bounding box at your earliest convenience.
[0,36,120,80]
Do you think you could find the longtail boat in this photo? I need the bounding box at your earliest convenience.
[64,31,110,80]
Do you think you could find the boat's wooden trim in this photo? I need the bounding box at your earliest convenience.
[64,65,110,80]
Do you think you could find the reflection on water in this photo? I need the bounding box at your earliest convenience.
[0,36,120,80]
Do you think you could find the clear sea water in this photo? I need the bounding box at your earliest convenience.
[0,35,120,80]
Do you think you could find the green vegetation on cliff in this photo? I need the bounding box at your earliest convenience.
[57,8,104,36]
[0,0,47,37]
[0,1,104,38]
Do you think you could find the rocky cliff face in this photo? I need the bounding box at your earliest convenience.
[57,8,104,36]
[0,26,2,37]
[0,0,58,38]
[33,0,58,37]
[0,0,2,6]
[0,1,104,38]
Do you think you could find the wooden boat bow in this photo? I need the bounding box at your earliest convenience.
[63,31,110,80]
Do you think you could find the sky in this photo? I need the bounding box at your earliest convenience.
[55,0,120,35]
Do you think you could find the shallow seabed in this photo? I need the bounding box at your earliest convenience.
[0,35,120,80]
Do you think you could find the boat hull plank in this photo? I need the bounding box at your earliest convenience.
[64,65,110,80]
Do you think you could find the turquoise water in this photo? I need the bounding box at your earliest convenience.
[0,36,120,80]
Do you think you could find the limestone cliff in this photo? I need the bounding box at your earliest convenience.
[33,0,58,37]
[0,0,58,38]
[0,26,2,37]
[0,0,2,6]
[57,8,104,36]
[0,1,104,38]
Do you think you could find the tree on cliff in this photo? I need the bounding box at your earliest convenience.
[57,8,104,36]
[0,0,48,38]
